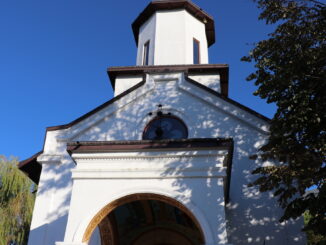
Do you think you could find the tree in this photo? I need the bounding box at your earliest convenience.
[241,0,326,238]
[0,156,35,245]
[304,211,326,244]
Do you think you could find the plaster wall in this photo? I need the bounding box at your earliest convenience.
[30,72,304,245]
[154,10,186,65]
[114,75,143,96]
[28,158,74,245]
[184,10,209,64]
[188,74,220,93]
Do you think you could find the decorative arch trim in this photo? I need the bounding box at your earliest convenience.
[72,189,214,244]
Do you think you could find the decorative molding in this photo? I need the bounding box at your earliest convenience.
[71,167,227,179]
[72,153,224,162]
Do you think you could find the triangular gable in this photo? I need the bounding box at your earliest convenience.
[20,65,270,181]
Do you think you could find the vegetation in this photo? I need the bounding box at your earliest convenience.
[242,0,326,239]
[304,211,326,244]
[0,156,35,245]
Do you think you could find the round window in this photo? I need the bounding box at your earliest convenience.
[143,116,188,140]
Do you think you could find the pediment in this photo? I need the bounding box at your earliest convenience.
[50,71,269,144]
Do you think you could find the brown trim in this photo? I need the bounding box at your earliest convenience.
[67,138,233,154]
[18,151,42,168]
[132,0,215,47]
[18,151,43,184]
[193,38,200,64]
[47,78,146,131]
[185,76,271,122]
[107,64,229,96]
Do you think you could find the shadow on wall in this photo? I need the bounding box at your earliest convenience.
[28,159,73,244]
[33,75,304,245]
[79,77,304,244]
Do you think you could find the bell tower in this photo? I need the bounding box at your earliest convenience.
[132,0,215,65]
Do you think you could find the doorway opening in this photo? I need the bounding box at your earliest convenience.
[86,194,204,245]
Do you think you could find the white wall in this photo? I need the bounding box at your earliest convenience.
[136,14,156,66]
[30,72,305,245]
[188,73,220,93]
[114,75,143,96]
[136,10,209,66]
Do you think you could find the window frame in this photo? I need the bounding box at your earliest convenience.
[193,38,200,64]
[142,40,150,66]
[142,115,188,140]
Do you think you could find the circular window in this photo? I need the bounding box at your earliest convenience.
[143,116,188,140]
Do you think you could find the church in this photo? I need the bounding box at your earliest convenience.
[19,0,305,244]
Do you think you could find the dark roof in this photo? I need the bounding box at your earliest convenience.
[108,64,229,97]
[132,0,215,47]
[67,138,233,154]
[18,151,42,184]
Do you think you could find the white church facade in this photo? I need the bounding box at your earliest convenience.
[19,1,305,244]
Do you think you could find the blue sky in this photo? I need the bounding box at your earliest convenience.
[0,0,277,160]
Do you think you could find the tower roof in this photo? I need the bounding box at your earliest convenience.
[132,0,215,47]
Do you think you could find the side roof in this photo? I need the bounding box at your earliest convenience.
[18,151,42,184]
[132,0,215,47]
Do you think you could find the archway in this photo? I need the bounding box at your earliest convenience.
[84,193,205,245]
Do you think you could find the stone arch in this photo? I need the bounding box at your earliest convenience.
[81,193,209,244]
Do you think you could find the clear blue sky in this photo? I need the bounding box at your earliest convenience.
[0,0,277,160]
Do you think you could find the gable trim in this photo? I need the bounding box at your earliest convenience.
[184,75,271,123]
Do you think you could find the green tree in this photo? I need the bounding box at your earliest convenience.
[304,211,326,244]
[0,156,35,245]
[241,0,326,238]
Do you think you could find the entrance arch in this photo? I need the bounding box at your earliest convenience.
[83,193,206,245]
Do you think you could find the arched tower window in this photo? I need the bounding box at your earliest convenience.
[143,115,188,140]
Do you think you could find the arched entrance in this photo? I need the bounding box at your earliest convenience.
[85,193,205,245]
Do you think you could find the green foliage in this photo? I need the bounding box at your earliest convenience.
[304,211,326,244]
[242,0,326,237]
[0,156,35,245]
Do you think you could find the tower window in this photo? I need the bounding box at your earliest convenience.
[193,38,200,64]
[143,40,150,66]
[143,115,188,140]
